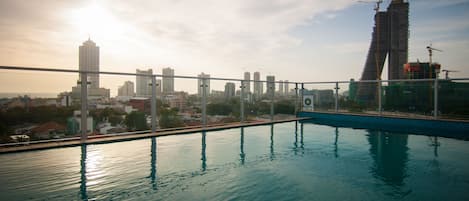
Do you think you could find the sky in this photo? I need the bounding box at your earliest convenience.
[0,0,468,95]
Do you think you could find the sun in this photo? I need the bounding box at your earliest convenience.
[69,2,125,39]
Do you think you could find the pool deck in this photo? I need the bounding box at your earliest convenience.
[0,117,309,154]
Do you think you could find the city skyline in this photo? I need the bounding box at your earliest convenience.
[0,0,468,95]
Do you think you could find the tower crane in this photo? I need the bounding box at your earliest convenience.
[442,70,459,79]
[426,44,443,78]
[358,0,383,12]
[426,44,443,65]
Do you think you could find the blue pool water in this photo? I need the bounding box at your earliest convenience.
[1,121,469,200]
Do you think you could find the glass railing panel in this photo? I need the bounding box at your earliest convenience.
[98,73,146,134]
[248,80,273,122]
[205,79,240,125]
[438,79,469,120]
[353,80,380,114]
[336,82,363,113]
[0,69,80,144]
[157,76,196,129]
[382,80,434,118]
[302,83,336,112]
[272,82,296,120]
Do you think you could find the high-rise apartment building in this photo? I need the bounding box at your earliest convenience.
[357,0,409,104]
[284,80,289,96]
[224,82,236,99]
[155,79,162,95]
[253,72,262,99]
[266,75,275,97]
[136,69,152,97]
[162,68,175,94]
[279,80,284,95]
[72,38,109,99]
[197,73,211,97]
[388,0,409,80]
[118,81,135,97]
[243,72,251,93]
[79,38,100,89]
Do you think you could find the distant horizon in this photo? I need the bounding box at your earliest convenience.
[0,92,59,99]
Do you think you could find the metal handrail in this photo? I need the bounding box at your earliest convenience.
[3,65,468,85]
[302,78,469,84]
[0,65,299,84]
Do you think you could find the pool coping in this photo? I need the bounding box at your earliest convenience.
[299,111,469,123]
[0,118,310,154]
[298,111,469,139]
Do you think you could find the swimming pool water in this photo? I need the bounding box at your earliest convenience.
[1,121,469,200]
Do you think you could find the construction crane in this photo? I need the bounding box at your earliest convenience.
[426,44,443,78]
[427,44,443,65]
[358,0,383,12]
[442,69,459,79]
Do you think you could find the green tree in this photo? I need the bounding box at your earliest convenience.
[256,101,271,115]
[207,102,232,115]
[108,115,124,126]
[275,100,295,114]
[159,108,183,129]
[90,108,125,126]
[125,111,148,131]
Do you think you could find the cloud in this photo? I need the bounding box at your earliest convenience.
[324,42,369,54]
[103,0,355,55]
[412,14,469,38]
[0,0,358,75]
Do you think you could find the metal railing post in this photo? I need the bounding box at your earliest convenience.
[301,83,305,112]
[334,82,339,112]
[270,84,275,121]
[151,76,157,133]
[434,78,438,119]
[201,78,207,127]
[295,83,299,115]
[378,80,382,116]
[240,80,245,123]
[79,72,88,142]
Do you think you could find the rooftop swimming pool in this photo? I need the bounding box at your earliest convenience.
[1,121,469,200]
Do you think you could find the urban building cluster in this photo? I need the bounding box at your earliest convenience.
[0,38,299,143]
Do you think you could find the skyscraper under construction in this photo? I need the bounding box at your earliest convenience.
[356,0,409,104]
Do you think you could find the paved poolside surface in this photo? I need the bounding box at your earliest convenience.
[0,118,309,154]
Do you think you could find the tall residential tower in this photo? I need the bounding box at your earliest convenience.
[243,72,251,93]
[266,75,275,97]
[197,73,211,97]
[72,38,110,99]
[79,38,100,89]
[136,69,153,97]
[162,67,175,94]
[253,72,263,99]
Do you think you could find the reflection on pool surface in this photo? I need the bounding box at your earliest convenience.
[1,121,469,200]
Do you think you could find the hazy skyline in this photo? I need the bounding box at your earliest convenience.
[1,0,468,95]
